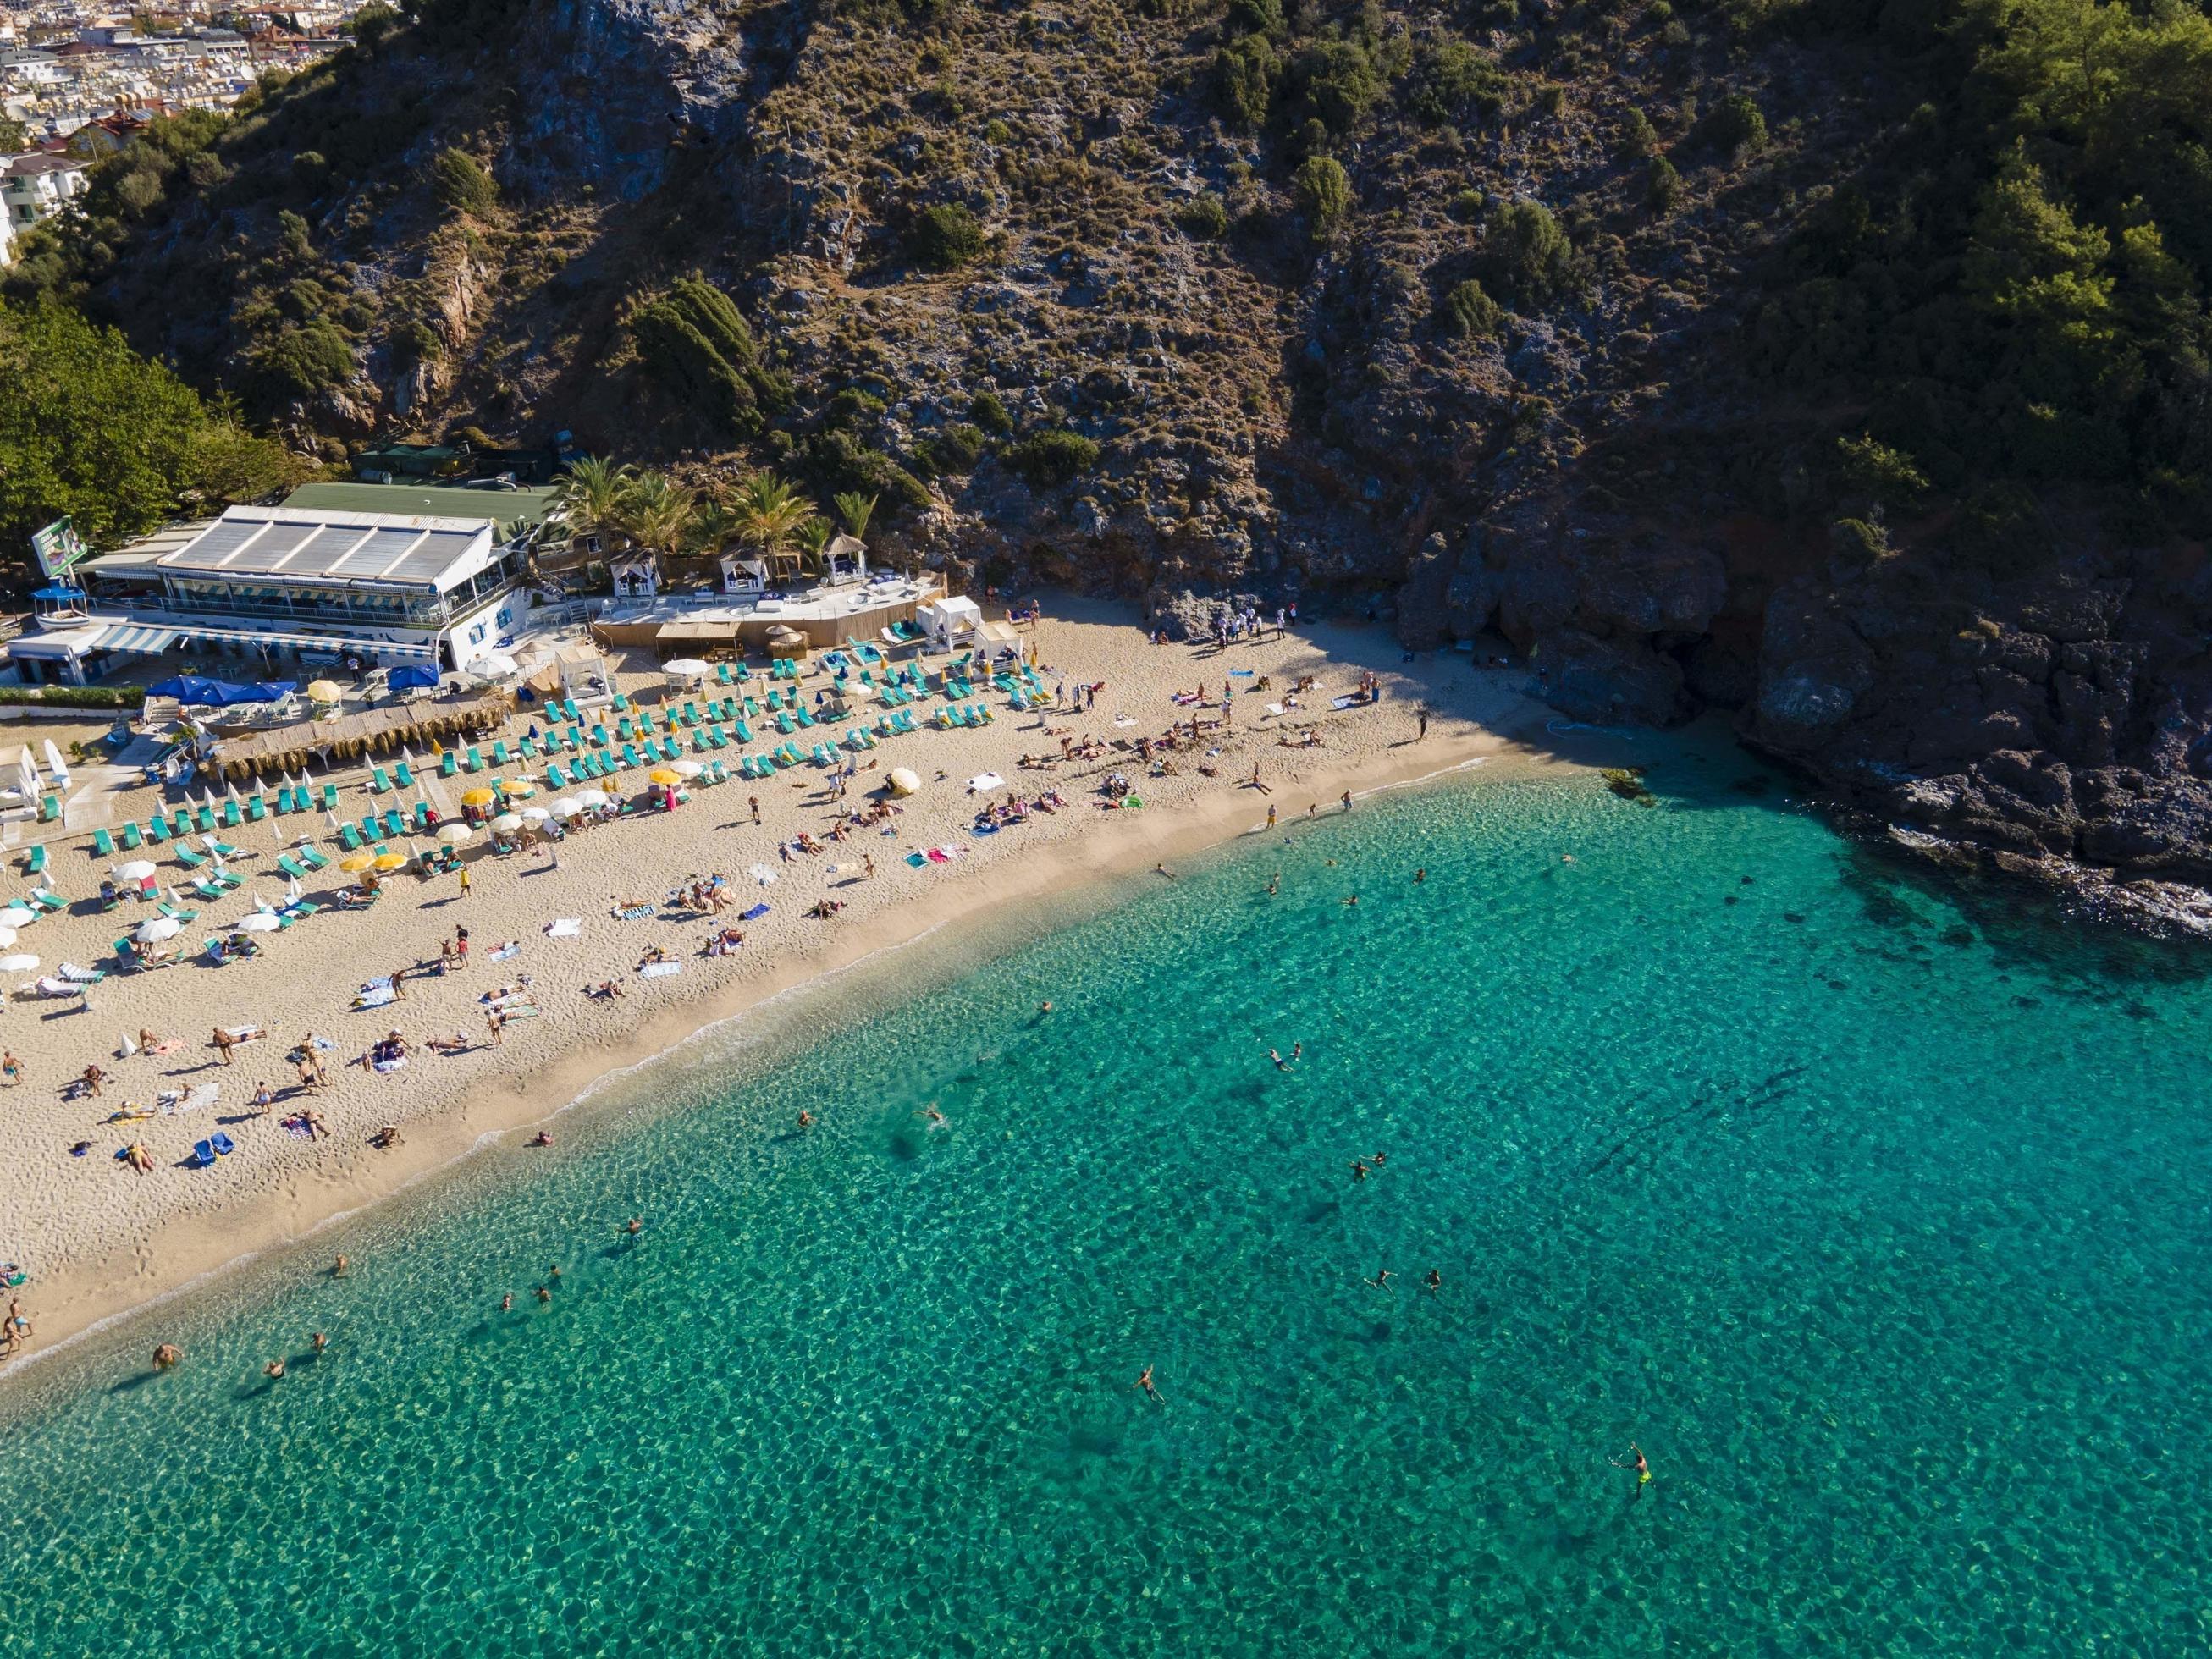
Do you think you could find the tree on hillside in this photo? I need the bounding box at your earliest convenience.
[615,471,698,557]
[730,472,815,570]
[0,296,297,554]
[832,491,878,542]
[549,455,636,546]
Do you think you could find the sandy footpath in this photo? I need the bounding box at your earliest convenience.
[0,599,1597,1364]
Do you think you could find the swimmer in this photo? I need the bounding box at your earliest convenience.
[1269,1048,1288,1071]
[797,1109,815,1130]
[329,1254,348,1279]
[1562,853,1575,864]
[1366,1267,1393,1291]
[1610,1443,1652,1492]
[1423,1268,1441,1295]
[1290,1042,1302,1062]
[1156,863,1178,879]
[625,1217,643,1236]
[921,1105,948,1127]
[152,1342,182,1372]
[264,1359,285,1381]
[1134,1364,1162,1402]
[1040,1000,1054,1013]
[535,1286,551,1304]
[1371,1150,1387,1167]
[1266,874,1279,896]
[1414,868,1426,883]
[548,1265,561,1282]
[500,1292,514,1313]
[1343,894,1360,907]
[1350,1159,1369,1182]
[527,1130,554,1147]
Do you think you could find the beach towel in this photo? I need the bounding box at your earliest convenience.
[162,1083,219,1116]
[1332,695,1359,710]
[373,1055,407,1073]
[1113,716,1138,727]
[740,902,770,922]
[487,941,521,963]
[353,980,397,1011]
[613,904,655,922]
[1229,668,1255,677]
[638,962,681,979]
[1265,703,1285,718]
[545,918,583,939]
[283,1117,315,1139]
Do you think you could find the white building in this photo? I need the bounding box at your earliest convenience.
[7,503,535,685]
[1,151,89,233]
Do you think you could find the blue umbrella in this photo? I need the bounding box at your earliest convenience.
[389,664,440,691]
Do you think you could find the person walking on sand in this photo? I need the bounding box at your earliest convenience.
[1416,706,1430,740]
[1341,790,1353,813]
[749,795,762,825]
[80,1063,104,1099]
[458,863,472,896]
[2,1051,24,1087]
[212,1028,236,1066]
[251,1081,273,1116]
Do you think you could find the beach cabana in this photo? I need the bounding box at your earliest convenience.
[719,555,770,597]
[917,596,982,648]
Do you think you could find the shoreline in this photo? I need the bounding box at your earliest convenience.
[0,607,1619,1373]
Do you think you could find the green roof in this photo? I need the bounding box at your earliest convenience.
[281,481,560,537]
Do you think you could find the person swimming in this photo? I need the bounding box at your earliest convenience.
[1349,1159,1369,1181]
[1423,1268,1441,1295]
[1611,1443,1652,1492]
[1366,1267,1393,1291]
[1134,1364,1161,1402]
[1269,1048,1288,1070]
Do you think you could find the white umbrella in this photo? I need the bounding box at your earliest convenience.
[0,954,37,972]
[0,927,15,950]
[473,653,519,680]
[670,759,703,780]
[520,805,552,824]
[114,859,157,881]
[661,658,714,677]
[0,905,37,929]
[437,822,474,843]
[135,917,183,944]
[747,863,781,886]
[575,789,610,808]
[491,812,524,833]
[548,796,583,816]
[284,876,303,907]
[235,912,280,933]
[887,767,921,797]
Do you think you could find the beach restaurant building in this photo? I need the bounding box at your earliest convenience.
[5,500,535,686]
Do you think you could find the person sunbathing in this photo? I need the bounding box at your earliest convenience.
[427,1031,471,1054]
[637,945,670,967]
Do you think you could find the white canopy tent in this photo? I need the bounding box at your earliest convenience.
[917,595,982,646]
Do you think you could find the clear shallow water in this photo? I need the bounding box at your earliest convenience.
[3,738,2209,1655]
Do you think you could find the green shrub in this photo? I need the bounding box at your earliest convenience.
[801,428,933,515]
[1406,40,1509,127]
[1283,39,1381,135]
[1176,193,1230,239]
[1005,428,1100,487]
[970,390,1014,434]
[1476,199,1580,306]
[1705,92,1767,156]
[430,148,498,217]
[1621,107,1660,158]
[907,202,986,270]
[1294,155,1354,242]
[1223,0,1282,35]
[1441,278,1504,337]
[1448,188,1485,222]
[1212,36,1278,130]
[1645,155,1683,212]
[0,685,146,708]
[631,277,790,440]
[394,318,444,362]
[254,318,356,396]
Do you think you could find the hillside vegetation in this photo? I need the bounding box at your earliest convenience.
[11,0,2212,900]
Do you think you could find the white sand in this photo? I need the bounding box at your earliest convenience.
[0,599,1587,1362]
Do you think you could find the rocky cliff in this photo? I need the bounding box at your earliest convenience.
[16,0,2212,924]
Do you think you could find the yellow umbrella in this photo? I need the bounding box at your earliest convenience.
[500,780,536,799]
[339,852,378,874]
[372,851,409,872]
[306,679,344,702]
[461,787,497,807]
[648,768,681,785]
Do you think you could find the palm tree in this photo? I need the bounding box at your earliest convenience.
[730,472,816,572]
[792,515,833,576]
[832,491,877,543]
[549,455,635,548]
[692,496,740,559]
[617,471,699,558]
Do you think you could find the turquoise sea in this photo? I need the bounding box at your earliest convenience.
[3,734,2208,1655]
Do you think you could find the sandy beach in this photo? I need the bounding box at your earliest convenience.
[0,599,1593,1364]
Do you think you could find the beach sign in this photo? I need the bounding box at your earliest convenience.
[30,517,89,582]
